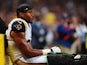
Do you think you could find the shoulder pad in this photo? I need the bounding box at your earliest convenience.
[12,20,25,32]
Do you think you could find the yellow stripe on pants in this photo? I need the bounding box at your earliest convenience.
[0,34,5,65]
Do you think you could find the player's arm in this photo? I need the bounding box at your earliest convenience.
[11,31,61,57]
[10,21,61,57]
[11,31,43,57]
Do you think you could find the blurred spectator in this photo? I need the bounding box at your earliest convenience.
[70,15,81,53]
[73,16,87,54]
[44,12,56,27]
[43,12,57,48]
[0,17,6,34]
[56,13,76,48]
[31,12,48,49]
[0,17,8,52]
[55,13,77,54]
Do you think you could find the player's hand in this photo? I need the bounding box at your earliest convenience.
[42,46,61,55]
[51,46,61,53]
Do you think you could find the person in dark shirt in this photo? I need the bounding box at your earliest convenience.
[56,13,76,48]
[0,17,6,34]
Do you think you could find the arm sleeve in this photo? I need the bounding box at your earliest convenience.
[12,21,25,32]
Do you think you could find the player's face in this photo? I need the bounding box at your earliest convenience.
[23,10,34,23]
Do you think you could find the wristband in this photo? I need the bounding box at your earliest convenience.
[42,49,51,55]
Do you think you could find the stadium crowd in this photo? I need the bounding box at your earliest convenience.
[0,0,87,54]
